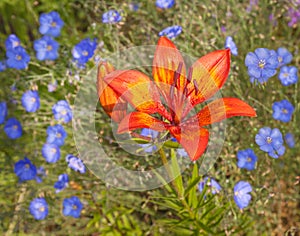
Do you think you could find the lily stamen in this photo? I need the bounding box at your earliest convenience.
[193,80,199,95]
[173,62,183,88]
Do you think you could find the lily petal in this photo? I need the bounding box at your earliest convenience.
[97,62,127,122]
[153,37,187,108]
[104,69,172,121]
[189,49,231,106]
[168,122,209,161]
[117,112,167,133]
[194,97,257,126]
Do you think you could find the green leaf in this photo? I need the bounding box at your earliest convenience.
[186,163,201,208]
[152,169,174,193]
[170,149,184,197]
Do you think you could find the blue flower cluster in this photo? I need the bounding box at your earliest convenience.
[198,177,222,195]
[139,128,159,153]
[66,154,86,173]
[3,34,30,70]
[29,195,83,219]
[158,25,182,39]
[14,157,45,183]
[224,36,238,56]
[156,0,175,9]
[72,38,97,67]
[102,10,122,24]
[0,102,23,139]
[245,47,297,85]
[21,90,40,112]
[197,177,252,210]
[0,11,100,72]
[41,100,71,163]
[255,127,285,158]
[54,173,69,193]
[34,11,63,61]
[243,45,296,162]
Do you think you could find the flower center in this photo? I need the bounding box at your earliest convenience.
[39,206,45,212]
[56,132,62,138]
[283,73,289,78]
[61,110,67,115]
[51,148,57,153]
[47,45,53,51]
[266,136,272,144]
[72,204,77,210]
[13,125,18,130]
[258,60,266,69]
[278,56,282,63]
[31,97,36,103]
[282,109,288,114]
[16,55,22,61]
[25,163,30,169]
[82,50,89,56]
[13,41,19,47]
[51,21,57,27]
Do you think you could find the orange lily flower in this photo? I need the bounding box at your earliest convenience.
[97,37,256,161]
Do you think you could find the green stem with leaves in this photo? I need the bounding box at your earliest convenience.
[158,148,195,220]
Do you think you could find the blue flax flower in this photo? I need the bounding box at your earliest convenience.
[198,177,222,195]
[225,36,238,56]
[278,66,298,86]
[285,133,295,148]
[0,60,6,71]
[72,38,97,66]
[54,173,69,193]
[34,36,59,61]
[14,157,37,182]
[129,2,140,11]
[177,148,188,157]
[233,181,252,209]
[255,127,285,158]
[158,25,182,39]
[171,138,189,157]
[29,198,49,220]
[35,166,46,183]
[236,148,257,170]
[6,46,30,70]
[39,11,64,37]
[245,48,278,84]
[21,90,40,112]
[0,101,7,124]
[48,80,57,92]
[276,48,292,67]
[272,100,294,123]
[66,154,86,173]
[102,10,122,24]
[4,117,22,139]
[63,196,83,218]
[52,100,72,123]
[42,143,60,163]
[156,0,175,9]
[46,124,67,146]
[5,34,21,50]
[140,128,159,153]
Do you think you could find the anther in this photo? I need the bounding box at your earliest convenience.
[173,62,183,88]
[193,80,199,94]
[187,67,193,83]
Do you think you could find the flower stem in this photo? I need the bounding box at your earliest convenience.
[158,148,195,219]
[6,185,27,235]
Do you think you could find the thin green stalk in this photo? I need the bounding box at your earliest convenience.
[6,185,27,235]
[158,148,195,219]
